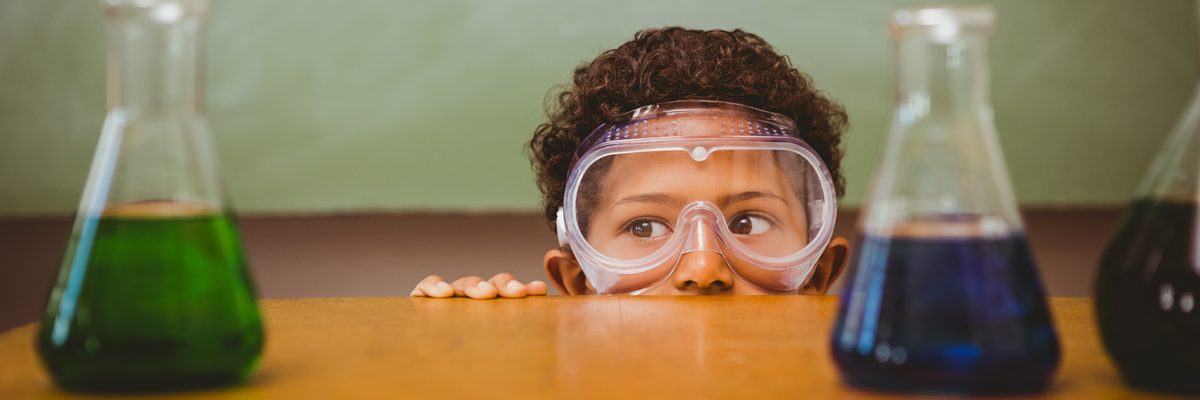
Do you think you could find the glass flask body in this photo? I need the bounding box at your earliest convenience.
[830,7,1059,394]
[36,0,263,392]
[1096,83,1200,395]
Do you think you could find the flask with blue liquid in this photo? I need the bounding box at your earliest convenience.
[830,6,1060,394]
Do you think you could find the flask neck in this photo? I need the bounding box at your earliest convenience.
[863,16,1025,236]
[104,4,206,118]
[893,29,991,121]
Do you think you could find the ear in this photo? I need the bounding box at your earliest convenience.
[544,249,591,295]
[799,237,850,295]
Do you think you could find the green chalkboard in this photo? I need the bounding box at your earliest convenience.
[0,0,1196,216]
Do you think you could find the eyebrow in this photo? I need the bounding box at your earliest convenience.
[612,193,678,208]
[719,191,787,207]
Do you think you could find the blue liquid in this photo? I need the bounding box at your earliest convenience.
[831,234,1059,394]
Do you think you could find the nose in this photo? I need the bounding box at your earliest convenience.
[672,250,736,291]
[673,219,735,291]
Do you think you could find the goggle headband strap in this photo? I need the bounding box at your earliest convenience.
[569,100,802,172]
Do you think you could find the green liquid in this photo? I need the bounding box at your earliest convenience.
[37,213,263,392]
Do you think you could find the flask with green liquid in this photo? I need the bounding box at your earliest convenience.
[37,0,263,392]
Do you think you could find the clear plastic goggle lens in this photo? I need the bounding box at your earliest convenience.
[576,148,816,262]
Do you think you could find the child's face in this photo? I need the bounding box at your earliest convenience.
[587,151,808,295]
[545,119,848,296]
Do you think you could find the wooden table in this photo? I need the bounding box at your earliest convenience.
[0,296,1191,399]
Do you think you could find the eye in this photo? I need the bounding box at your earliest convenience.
[628,219,672,239]
[729,214,771,235]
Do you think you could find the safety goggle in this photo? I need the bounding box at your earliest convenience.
[556,100,837,294]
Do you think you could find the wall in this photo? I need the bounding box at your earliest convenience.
[1,0,1196,216]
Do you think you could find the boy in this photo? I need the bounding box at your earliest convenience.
[413,27,850,298]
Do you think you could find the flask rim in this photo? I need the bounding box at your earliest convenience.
[102,0,207,8]
[889,6,995,29]
[887,6,995,42]
[101,0,209,22]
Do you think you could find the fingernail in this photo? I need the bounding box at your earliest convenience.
[507,281,523,289]
[478,281,494,289]
[436,281,451,290]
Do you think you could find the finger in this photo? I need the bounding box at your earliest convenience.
[452,276,498,299]
[488,273,528,299]
[526,280,548,296]
[412,275,455,298]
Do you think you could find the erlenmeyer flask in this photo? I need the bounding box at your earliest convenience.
[36,0,263,392]
[1095,10,1200,393]
[830,6,1059,394]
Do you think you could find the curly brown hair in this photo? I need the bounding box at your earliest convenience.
[528,27,848,230]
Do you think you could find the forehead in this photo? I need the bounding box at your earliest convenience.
[598,150,795,202]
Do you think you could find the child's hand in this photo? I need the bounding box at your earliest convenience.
[410,273,549,299]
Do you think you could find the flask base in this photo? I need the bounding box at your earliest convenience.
[839,370,1052,395]
[1123,372,1200,396]
[49,371,254,394]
